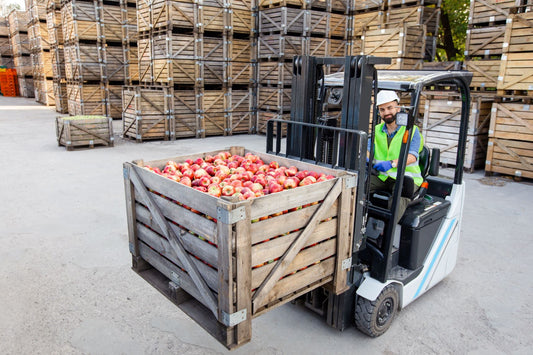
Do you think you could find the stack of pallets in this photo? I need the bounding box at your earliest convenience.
[462,0,520,94]
[28,0,55,105]
[46,0,68,113]
[355,0,439,69]
[61,0,137,118]
[8,10,34,97]
[486,7,533,179]
[256,0,354,133]
[126,0,255,141]
[0,17,15,68]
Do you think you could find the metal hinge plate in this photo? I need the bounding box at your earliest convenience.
[217,206,246,224]
[345,176,357,189]
[342,257,352,270]
[222,309,247,327]
[170,271,181,287]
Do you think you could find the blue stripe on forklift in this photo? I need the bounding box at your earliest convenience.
[413,218,457,299]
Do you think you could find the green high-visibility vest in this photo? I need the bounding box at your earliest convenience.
[374,123,424,186]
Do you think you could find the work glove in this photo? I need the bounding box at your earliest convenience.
[373,160,393,172]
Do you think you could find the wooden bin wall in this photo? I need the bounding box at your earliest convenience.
[463,59,500,91]
[486,102,533,178]
[56,115,114,150]
[469,0,521,26]
[497,12,533,94]
[464,25,506,58]
[361,25,426,61]
[122,85,172,141]
[421,94,494,170]
[123,147,356,349]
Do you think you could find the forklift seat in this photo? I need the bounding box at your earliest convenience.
[402,146,430,199]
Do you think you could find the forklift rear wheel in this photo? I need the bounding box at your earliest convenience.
[355,285,398,337]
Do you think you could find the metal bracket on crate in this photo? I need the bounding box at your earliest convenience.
[344,175,357,189]
[221,309,247,327]
[170,271,181,287]
[342,257,352,270]
[217,206,246,224]
[123,167,130,179]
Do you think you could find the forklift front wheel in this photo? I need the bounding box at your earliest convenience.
[355,284,399,337]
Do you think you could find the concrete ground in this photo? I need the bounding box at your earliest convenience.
[0,96,532,355]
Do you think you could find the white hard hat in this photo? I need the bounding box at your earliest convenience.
[376,90,400,106]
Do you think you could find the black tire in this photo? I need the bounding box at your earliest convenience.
[355,284,399,337]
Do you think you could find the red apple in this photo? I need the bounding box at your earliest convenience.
[286,166,298,176]
[284,177,298,189]
[296,170,308,180]
[194,168,209,179]
[269,161,279,169]
[199,176,211,187]
[210,176,221,184]
[207,184,221,197]
[182,169,194,179]
[250,182,264,193]
[222,185,235,196]
[180,176,192,187]
[269,182,283,193]
[300,176,317,186]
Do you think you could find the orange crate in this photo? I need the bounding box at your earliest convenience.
[0,68,19,96]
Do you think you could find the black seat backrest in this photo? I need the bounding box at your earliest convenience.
[419,146,430,178]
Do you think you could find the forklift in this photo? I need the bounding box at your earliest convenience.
[266,55,473,336]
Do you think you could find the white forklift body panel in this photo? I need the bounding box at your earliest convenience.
[356,182,466,306]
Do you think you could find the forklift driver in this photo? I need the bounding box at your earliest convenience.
[370,90,423,225]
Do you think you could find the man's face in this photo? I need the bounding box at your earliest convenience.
[378,100,400,124]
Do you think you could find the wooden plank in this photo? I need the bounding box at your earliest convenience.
[136,223,220,292]
[129,167,219,316]
[250,202,337,243]
[135,204,218,266]
[251,178,343,310]
[234,202,252,345]
[251,238,337,290]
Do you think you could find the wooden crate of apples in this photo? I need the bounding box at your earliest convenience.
[123,146,357,349]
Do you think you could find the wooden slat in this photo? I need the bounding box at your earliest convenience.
[251,178,343,310]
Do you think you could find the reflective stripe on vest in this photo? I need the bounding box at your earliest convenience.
[374,123,423,186]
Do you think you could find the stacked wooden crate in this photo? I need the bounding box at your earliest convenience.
[421,91,493,172]
[462,0,519,94]
[356,0,439,69]
[8,10,34,97]
[46,0,68,113]
[257,0,354,133]
[486,9,533,179]
[61,0,137,118]
[28,0,55,105]
[127,0,255,140]
[0,17,15,68]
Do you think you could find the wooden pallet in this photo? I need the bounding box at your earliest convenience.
[56,115,114,150]
[98,3,123,43]
[258,34,305,60]
[485,137,533,178]
[32,50,54,79]
[464,25,506,58]
[353,0,384,13]
[226,61,253,86]
[385,5,440,36]
[107,84,123,119]
[307,37,329,57]
[197,4,226,33]
[259,7,306,35]
[258,0,307,9]
[123,146,356,348]
[329,12,349,38]
[13,55,32,77]
[468,0,521,26]
[122,85,172,141]
[362,24,426,60]
[64,43,102,82]
[463,59,500,91]
[497,12,533,94]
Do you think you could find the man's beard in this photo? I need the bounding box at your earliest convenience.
[382,114,396,124]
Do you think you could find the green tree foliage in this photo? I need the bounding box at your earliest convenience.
[437,0,470,61]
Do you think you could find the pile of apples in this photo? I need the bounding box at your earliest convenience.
[143,151,335,199]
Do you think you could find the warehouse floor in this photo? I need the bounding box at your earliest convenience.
[1,95,532,354]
